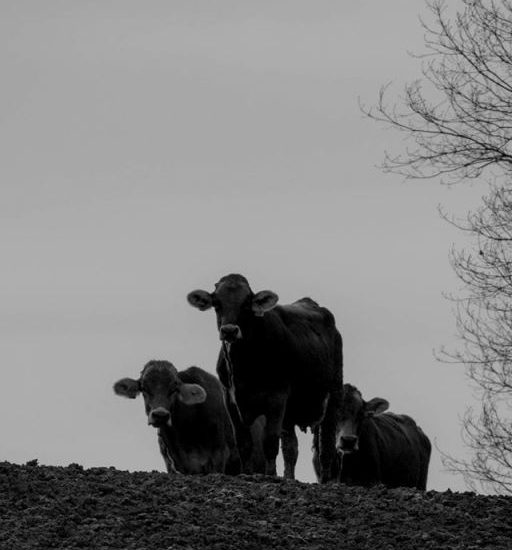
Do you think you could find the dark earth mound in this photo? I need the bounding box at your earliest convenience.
[1,461,511,549]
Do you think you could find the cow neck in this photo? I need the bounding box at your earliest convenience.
[222,340,243,424]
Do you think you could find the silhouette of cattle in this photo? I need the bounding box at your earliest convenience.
[113,360,241,475]
[315,383,431,489]
[187,273,343,482]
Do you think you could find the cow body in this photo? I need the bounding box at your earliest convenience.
[320,384,431,489]
[188,274,343,482]
[339,412,431,489]
[114,361,240,475]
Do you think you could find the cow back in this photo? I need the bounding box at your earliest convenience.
[340,413,431,489]
[227,298,343,429]
[173,367,236,451]
[158,366,238,474]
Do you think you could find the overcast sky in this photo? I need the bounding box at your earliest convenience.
[1,1,485,492]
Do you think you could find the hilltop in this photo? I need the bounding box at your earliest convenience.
[0,461,510,549]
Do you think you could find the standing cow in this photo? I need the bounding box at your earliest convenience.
[113,360,241,475]
[187,273,343,482]
[320,383,431,489]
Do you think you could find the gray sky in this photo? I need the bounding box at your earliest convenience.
[1,1,482,491]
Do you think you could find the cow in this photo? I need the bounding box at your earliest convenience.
[319,383,431,489]
[113,360,241,475]
[187,273,343,482]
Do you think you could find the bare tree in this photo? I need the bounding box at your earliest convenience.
[364,0,512,493]
[441,186,512,493]
[367,0,512,183]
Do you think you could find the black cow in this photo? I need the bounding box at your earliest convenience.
[187,273,343,482]
[113,360,240,475]
[319,383,431,489]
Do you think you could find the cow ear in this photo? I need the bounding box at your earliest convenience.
[178,383,207,405]
[113,378,140,399]
[187,290,213,311]
[252,290,279,317]
[365,398,389,416]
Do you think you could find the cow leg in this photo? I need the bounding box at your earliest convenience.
[311,426,321,482]
[263,394,287,477]
[313,425,341,483]
[237,423,256,474]
[281,425,298,479]
[209,448,230,474]
[317,394,338,483]
[417,449,431,490]
[224,448,242,476]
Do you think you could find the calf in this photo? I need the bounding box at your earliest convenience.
[113,360,240,475]
[314,384,431,489]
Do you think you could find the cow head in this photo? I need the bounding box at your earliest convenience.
[335,384,389,454]
[187,273,279,343]
[113,360,207,427]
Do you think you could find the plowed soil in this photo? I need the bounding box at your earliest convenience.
[1,461,510,549]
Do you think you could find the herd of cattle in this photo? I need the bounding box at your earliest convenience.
[114,273,431,489]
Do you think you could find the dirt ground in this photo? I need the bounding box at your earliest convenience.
[1,460,511,549]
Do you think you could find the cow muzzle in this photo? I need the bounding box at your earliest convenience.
[148,407,171,427]
[219,324,242,342]
[337,435,359,454]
